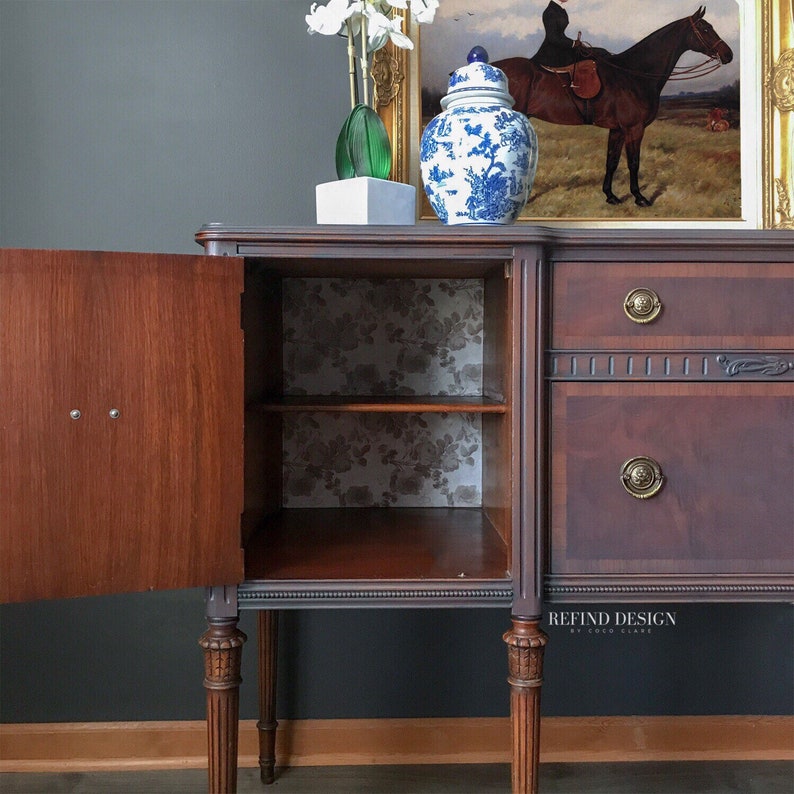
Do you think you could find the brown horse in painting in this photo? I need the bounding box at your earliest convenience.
[494,8,733,206]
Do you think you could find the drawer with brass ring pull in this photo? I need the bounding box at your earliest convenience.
[548,382,793,578]
[551,261,793,350]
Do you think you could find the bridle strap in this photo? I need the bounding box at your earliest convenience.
[576,15,726,83]
[688,14,724,59]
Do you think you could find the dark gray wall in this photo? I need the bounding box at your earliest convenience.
[1,1,792,725]
[1,0,348,248]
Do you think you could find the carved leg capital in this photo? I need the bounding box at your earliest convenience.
[503,618,548,794]
[504,617,548,689]
[200,616,247,794]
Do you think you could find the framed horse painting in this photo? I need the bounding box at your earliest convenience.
[375,0,792,228]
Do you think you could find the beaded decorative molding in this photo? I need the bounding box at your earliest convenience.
[547,352,794,380]
[238,582,514,608]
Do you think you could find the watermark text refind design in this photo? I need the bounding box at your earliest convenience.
[546,611,677,635]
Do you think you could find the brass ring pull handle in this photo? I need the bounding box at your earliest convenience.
[620,456,665,499]
[624,287,662,324]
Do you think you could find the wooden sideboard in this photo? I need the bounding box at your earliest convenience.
[1,227,792,793]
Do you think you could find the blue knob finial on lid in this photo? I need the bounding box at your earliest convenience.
[467,46,489,64]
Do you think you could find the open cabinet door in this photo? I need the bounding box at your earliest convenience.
[0,249,245,603]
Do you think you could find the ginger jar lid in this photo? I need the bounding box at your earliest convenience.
[440,46,514,109]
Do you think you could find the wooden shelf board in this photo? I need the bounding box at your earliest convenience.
[243,508,510,582]
[249,396,507,413]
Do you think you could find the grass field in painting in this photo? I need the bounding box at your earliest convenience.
[420,102,742,222]
[523,104,742,220]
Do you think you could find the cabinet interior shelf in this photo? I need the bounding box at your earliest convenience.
[250,396,508,413]
[243,508,511,582]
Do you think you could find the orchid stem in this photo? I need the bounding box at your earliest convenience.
[347,24,358,109]
[360,14,370,107]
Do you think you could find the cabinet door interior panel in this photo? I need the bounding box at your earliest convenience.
[551,262,794,350]
[0,249,245,603]
[550,382,794,575]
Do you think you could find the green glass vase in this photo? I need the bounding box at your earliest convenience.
[335,103,392,180]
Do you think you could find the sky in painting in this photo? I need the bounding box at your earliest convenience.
[420,0,741,97]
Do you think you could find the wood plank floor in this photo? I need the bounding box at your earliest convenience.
[1,762,792,793]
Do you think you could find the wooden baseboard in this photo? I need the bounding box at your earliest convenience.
[1,716,791,772]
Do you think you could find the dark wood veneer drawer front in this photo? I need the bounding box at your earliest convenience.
[551,262,794,350]
[549,382,793,576]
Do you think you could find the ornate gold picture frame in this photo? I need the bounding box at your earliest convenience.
[762,0,794,228]
[376,1,792,229]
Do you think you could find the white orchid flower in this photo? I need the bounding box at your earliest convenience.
[407,0,439,24]
[305,0,436,110]
[363,6,413,51]
[306,0,360,36]
[381,0,439,24]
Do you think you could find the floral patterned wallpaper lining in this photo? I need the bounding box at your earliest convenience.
[282,278,486,508]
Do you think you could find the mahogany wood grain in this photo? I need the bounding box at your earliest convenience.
[247,256,509,280]
[482,265,520,558]
[189,226,794,794]
[550,382,794,575]
[514,252,545,620]
[504,618,548,794]
[482,265,513,404]
[243,508,510,581]
[241,268,282,545]
[552,262,794,350]
[199,617,246,794]
[0,249,245,603]
[256,611,279,785]
[196,225,793,268]
[243,266,282,405]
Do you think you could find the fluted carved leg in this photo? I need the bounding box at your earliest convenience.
[504,618,548,794]
[200,615,247,794]
[257,610,279,784]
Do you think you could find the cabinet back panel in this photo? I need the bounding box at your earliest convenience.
[0,250,245,602]
[281,278,485,397]
[276,278,490,509]
[281,412,483,508]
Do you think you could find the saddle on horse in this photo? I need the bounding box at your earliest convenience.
[541,58,601,100]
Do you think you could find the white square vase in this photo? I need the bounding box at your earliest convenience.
[316,177,416,225]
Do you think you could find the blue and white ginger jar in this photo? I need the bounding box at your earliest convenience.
[420,47,538,225]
